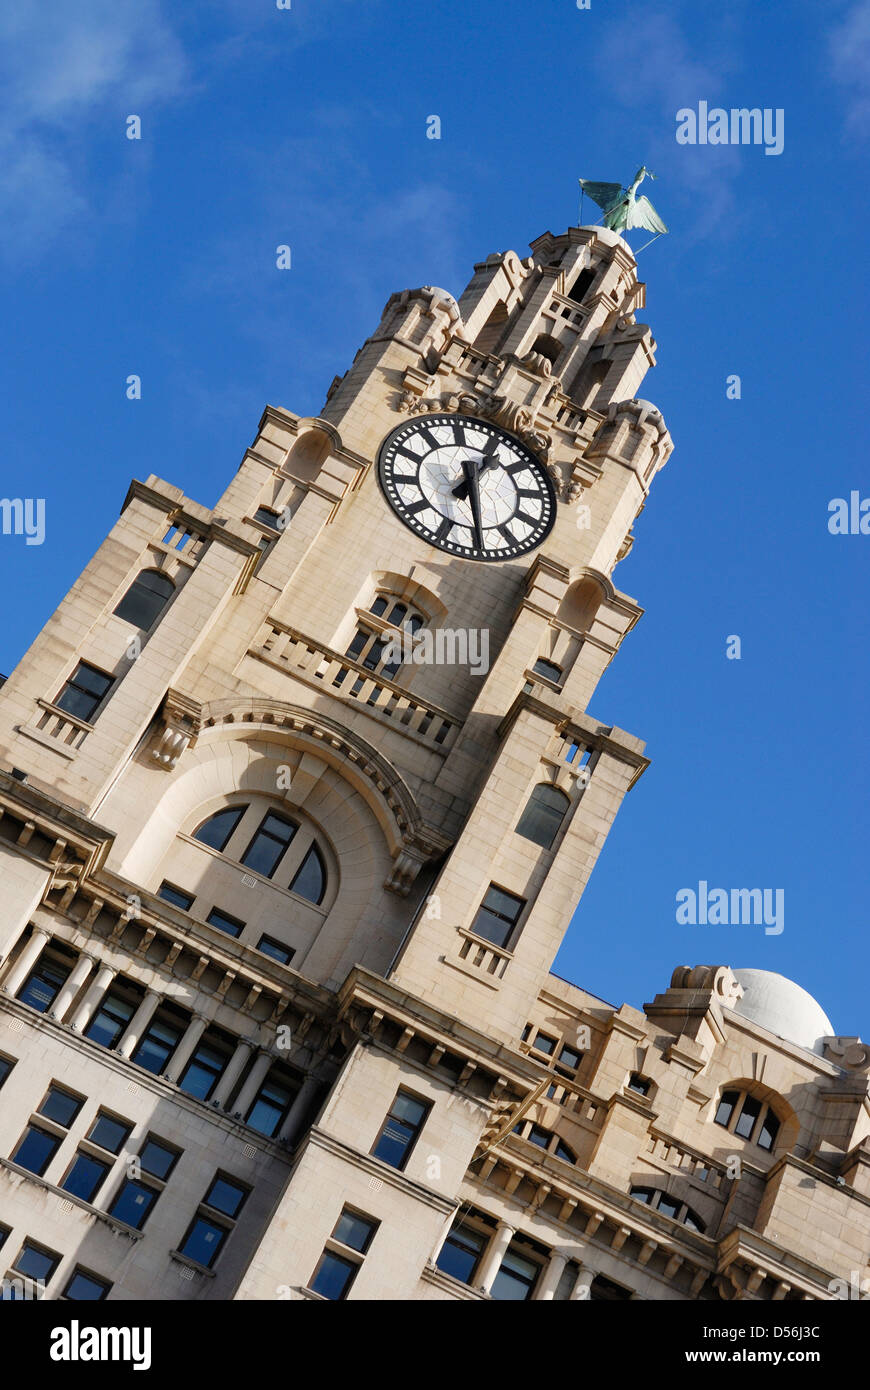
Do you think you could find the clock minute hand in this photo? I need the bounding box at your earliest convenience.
[451,442,500,502]
[460,457,485,550]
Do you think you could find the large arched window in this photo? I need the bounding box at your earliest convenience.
[516,784,570,850]
[114,569,175,630]
[193,806,247,852]
[289,844,326,905]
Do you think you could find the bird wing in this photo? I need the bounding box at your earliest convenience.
[628,195,669,235]
[578,179,623,212]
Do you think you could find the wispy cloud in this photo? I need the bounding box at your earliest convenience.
[0,0,187,263]
[829,0,870,134]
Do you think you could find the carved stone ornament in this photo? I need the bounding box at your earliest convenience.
[149,690,202,771]
[670,965,745,1008]
[822,1037,870,1072]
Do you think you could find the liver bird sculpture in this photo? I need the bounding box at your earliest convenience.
[578,166,668,237]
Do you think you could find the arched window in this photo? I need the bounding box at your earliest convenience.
[512,1121,577,1165]
[114,570,175,630]
[516,784,570,850]
[193,806,247,853]
[344,594,427,681]
[289,844,327,905]
[630,1188,705,1232]
[714,1088,781,1152]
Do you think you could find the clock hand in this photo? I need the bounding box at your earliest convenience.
[461,457,485,550]
[451,440,500,501]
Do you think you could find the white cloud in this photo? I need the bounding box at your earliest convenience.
[829,0,870,133]
[0,0,187,263]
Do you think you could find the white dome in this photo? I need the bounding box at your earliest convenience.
[728,969,834,1056]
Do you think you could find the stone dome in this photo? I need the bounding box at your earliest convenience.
[728,969,835,1056]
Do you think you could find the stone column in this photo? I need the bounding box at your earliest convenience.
[569,1263,597,1300]
[68,965,116,1033]
[535,1250,569,1301]
[163,1013,208,1084]
[210,1037,256,1109]
[117,989,161,1059]
[477,1220,515,1295]
[277,1074,321,1144]
[1,926,51,997]
[232,1050,275,1122]
[51,952,98,1022]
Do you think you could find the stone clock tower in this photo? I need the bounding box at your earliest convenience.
[1,221,865,1306]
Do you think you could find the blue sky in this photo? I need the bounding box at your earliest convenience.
[0,0,867,1034]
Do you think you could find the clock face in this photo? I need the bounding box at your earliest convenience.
[377,413,557,562]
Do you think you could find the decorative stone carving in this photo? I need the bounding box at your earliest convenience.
[385,841,431,896]
[822,1037,870,1072]
[149,690,202,771]
[670,965,744,1008]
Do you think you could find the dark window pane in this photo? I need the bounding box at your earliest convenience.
[628,1074,651,1096]
[61,1153,109,1204]
[140,1140,178,1180]
[362,637,386,671]
[241,813,297,878]
[38,1088,83,1127]
[289,845,326,904]
[516,784,570,850]
[471,886,524,947]
[85,993,135,1049]
[715,1089,739,1128]
[310,1250,357,1300]
[252,507,280,530]
[181,1216,227,1268]
[193,806,246,852]
[158,882,194,910]
[113,570,174,629]
[55,662,113,721]
[526,1125,550,1149]
[345,629,369,661]
[758,1109,780,1151]
[132,1018,183,1075]
[533,1032,557,1056]
[205,1176,247,1219]
[12,1126,61,1176]
[371,1091,427,1169]
[206,908,245,939]
[333,1210,376,1254]
[256,935,294,965]
[87,1114,131,1154]
[369,596,388,617]
[13,1243,59,1282]
[0,1056,12,1089]
[435,1224,486,1284]
[408,614,424,634]
[18,959,69,1013]
[179,1043,226,1101]
[554,1140,576,1163]
[630,1187,653,1204]
[109,1180,158,1230]
[491,1249,538,1301]
[64,1269,110,1300]
[558,1044,582,1069]
[683,1209,705,1232]
[735,1095,762,1139]
[531,658,562,683]
[387,602,407,624]
[657,1196,680,1220]
[246,1076,293,1137]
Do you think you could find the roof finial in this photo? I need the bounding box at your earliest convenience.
[578,167,669,250]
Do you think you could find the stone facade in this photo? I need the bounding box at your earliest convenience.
[0,223,866,1303]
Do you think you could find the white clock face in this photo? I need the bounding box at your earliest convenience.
[377,414,556,561]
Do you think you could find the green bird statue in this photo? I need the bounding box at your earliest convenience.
[578,166,669,236]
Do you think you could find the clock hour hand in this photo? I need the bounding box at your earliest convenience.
[451,441,500,502]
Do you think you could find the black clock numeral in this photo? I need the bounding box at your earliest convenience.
[419,426,442,451]
[515,488,540,499]
[451,422,467,447]
[391,473,419,486]
[404,499,430,516]
[434,517,454,542]
[514,510,539,527]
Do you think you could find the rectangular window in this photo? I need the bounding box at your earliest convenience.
[490,1246,540,1301]
[60,1152,111,1204]
[206,907,245,939]
[17,956,69,1013]
[108,1178,159,1231]
[131,1013,184,1076]
[556,1043,582,1071]
[179,1215,229,1268]
[309,1208,378,1300]
[86,1113,132,1155]
[531,1031,557,1056]
[257,934,295,965]
[139,1137,181,1181]
[157,882,194,910]
[11,1241,60,1285]
[735,1095,762,1139]
[55,661,113,723]
[252,506,281,531]
[245,1072,295,1137]
[63,1268,111,1301]
[0,1055,14,1090]
[37,1086,84,1128]
[757,1109,780,1152]
[179,1035,232,1102]
[371,1089,429,1170]
[241,811,297,878]
[84,989,137,1049]
[657,1195,681,1220]
[11,1125,62,1176]
[435,1221,486,1285]
[470,885,525,949]
[204,1174,248,1219]
[714,1089,739,1127]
